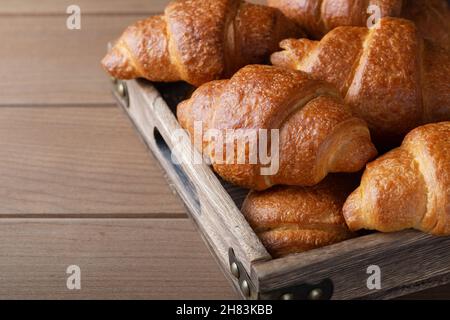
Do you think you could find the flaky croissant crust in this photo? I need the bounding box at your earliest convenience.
[102,0,300,86]
[267,0,450,50]
[343,122,450,236]
[268,0,403,38]
[242,175,356,257]
[271,17,450,144]
[177,65,377,190]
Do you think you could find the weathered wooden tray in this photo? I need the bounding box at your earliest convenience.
[111,78,450,300]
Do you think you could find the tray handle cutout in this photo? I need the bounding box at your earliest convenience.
[153,127,201,215]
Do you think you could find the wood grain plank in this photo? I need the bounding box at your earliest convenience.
[0,0,166,15]
[0,218,236,299]
[0,217,443,300]
[0,105,185,216]
[401,284,450,300]
[0,0,266,15]
[254,230,450,300]
[0,15,147,105]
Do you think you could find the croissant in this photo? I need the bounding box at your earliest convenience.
[101,0,301,87]
[267,0,450,50]
[177,65,377,190]
[402,0,450,51]
[267,0,402,38]
[242,175,356,257]
[271,17,450,145]
[343,122,450,236]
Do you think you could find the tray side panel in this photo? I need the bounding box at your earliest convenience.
[253,230,450,300]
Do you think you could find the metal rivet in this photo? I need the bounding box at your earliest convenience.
[240,280,250,297]
[280,293,294,300]
[117,82,126,97]
[230,262,240,279]
[308,288,323,300]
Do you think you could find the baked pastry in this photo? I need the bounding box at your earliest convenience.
[267,0,402,38]
[271,17,450,145]
[402,0,450,51]
[177,65,377,190]
[343,122,450,236]
[267,0,450,50]
[242,175,356,257]
[101,0,301,87]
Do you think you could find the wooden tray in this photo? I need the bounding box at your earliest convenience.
[111,78,450,300]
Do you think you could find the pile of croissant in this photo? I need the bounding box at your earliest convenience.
[103,0,450,258]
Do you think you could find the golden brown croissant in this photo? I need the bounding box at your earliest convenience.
[343,122,450,236]
[267,0,450,50]
[101,0,301,87]
[242,175,356,257]
[267,0,402,38]
[177,65,377,190]
[402,0,450,51]
[271,17,450,145]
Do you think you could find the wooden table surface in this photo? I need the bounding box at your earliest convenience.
[0,0,448,299]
